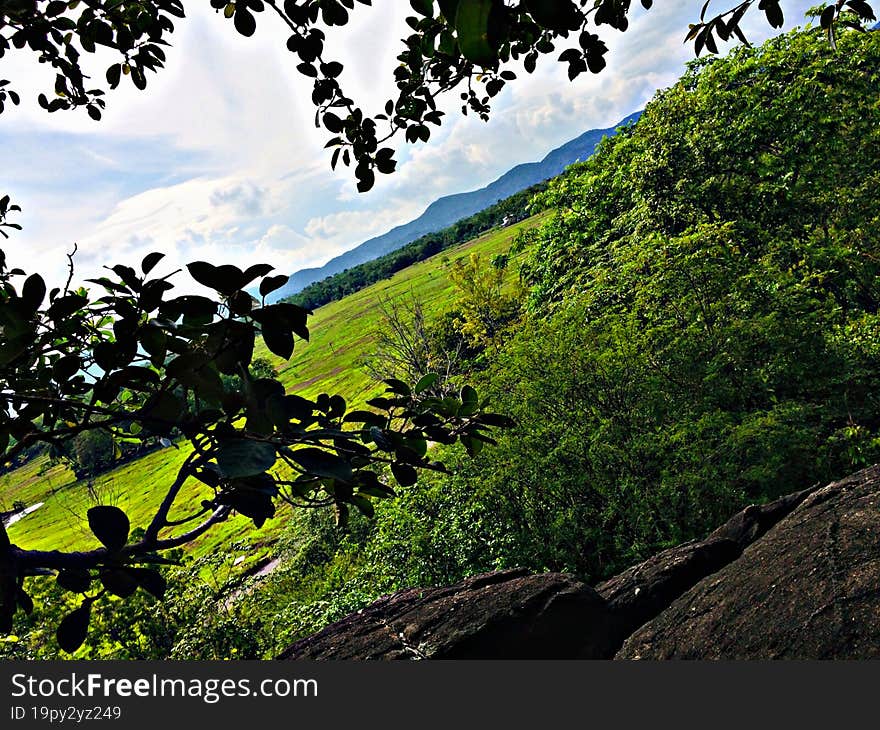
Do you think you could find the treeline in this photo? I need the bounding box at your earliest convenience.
[285,183,547,311]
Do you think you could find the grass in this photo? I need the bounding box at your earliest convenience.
[0,212,548,566]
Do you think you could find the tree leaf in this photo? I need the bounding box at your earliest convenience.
[186,261,243,295]
[141,252,165,275]
[390,461,419,486]
[99,568,139,598]
[87,505,130,552]
[234,5,257,36]
[290,447,353,482]
[260,274,289,297]
[349,494,375,518]
[526,0,581,31]
[56,601,92,654]
[414,372,439,393]
[56,568,91,594]
[384,378,412,396]
[21,273,46,311]
[130,568,167,599]
[455,0,499,65]
[262,325,295,359]
[216,439,277,478]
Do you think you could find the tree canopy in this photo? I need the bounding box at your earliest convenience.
[0,242,512,652]
[1,0,875,190]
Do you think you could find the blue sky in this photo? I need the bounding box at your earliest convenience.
[0,1,816,290]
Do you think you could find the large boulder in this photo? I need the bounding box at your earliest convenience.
[280,568,620,659]
[279,466,880,660]
[617,465,880,658]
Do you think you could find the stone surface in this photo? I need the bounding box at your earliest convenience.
[597,485,819,638]
[617,465,880,659]
[280,568,620,660]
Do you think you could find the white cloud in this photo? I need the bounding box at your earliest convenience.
[1,0,819,293]
[304,201,424,248]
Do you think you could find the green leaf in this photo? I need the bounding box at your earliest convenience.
[106,63,122,88]
[260,274,289,297]
[344,409,386,426]
[410,0,433,16]
[186,261,244,295]
[143,391,182,427]
[139,324,167,364]
[455,0,499,65]
[57,601,92,654]
[130,568,166,599]
[761,0,783,28]
[349,494,375,518]
[414,372,439,393]
[290,447,353,482]
[52,354,81,382]
[87,506,130,552]
[476,412,516,428]
[438,0,460,20]
[243,263,275,286]
[262,325,295,359]
[459,384,479,416]
[167,354,224,397]
[216,439,277,478]
[384,378,411,396]
[47,293,88,321]
[99,568,139,598]
[234,5,257,36]
[526,0,581,31]
[281,394,315,420]
[141,252,165,275]
[21,273,46,311]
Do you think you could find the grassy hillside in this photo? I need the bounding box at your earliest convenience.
[0,213,547,564]
[261,211,548,403]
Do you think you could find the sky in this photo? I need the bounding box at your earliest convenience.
[0,0,817,290]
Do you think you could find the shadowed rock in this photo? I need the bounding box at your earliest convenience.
[279,467,880,660]
[617,465,880,659]
[280,568,620,660]
[597,484,819,639]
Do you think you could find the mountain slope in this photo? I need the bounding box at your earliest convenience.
[273,110,642,300]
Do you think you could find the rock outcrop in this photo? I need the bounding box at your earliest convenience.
[280,569,620,659]
[280,466,880,660]
[618,466,880,658]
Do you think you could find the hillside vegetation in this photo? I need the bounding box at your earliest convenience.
[3,25,879,660]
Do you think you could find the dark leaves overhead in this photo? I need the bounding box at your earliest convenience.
[3,0,860,191]
[0,229,516,649]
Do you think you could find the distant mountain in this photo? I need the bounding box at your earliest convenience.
[272,110,642,301]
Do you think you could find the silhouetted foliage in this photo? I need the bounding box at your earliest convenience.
[0,238,512,652]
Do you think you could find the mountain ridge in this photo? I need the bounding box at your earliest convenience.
[272,109,642,301]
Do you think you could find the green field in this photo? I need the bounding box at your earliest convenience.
[0,212,547,566]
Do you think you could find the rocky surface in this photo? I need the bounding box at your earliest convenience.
[280,466,880,660]
[618,466,880,658]
[280,568,620,659]
[596,484,818,638]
